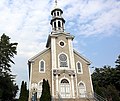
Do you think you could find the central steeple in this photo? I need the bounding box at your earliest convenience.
[50,0,65,32]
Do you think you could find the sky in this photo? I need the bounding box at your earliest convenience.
[0,0,120,96]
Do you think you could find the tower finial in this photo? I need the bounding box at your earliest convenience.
[55,0,57,7]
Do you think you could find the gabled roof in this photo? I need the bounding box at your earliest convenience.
[73,49,92,65]
[28,48,50,62]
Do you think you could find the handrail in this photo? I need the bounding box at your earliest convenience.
[85,92,107,101]
[94,92,107,101]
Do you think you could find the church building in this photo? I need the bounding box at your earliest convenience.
[28,1,93,101]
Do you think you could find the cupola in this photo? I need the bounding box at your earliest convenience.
[50,1,65,32]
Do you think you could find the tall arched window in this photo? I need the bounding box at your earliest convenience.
[39,60,45,72]
[37,82,43,98]
[78,82,86,98]
[76,62,83,74]
[60,79,70,98]
[59,53,68,67]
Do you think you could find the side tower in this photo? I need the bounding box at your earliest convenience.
[28,1,93,101]
[46,5,76,99]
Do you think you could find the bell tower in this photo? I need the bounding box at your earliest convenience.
[50,0,65,32]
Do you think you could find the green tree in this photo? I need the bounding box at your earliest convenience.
[0,73,18,100]
[92,63,120,101]
[19,81,29,101]
[114,55,120,94]
[40,79,51,101]
[106,85,120,101]
[0,34,18,100]
[0,34,18,74]
[115,55,120,69]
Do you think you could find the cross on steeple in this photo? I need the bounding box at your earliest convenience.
[55,0,57,7]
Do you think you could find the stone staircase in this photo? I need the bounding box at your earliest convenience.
[52,92,107,101]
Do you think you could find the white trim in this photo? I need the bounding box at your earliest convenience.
[38,80,43,84]
[58,52,69,69]
[75,73,78,98]
[59,77,71,98]
[56,75,59,97]
[74,49,91,64]
[88,66,94,93]
[68,39,75,69]
[78,81,86,87]
[29,48,50,61]
[60,20,62,28]
[51,37,57,69]
[51,37,56,97]
[29,62,32,100]
[71,75,75,98]
[53,68,75,71]
[39,59,45,73]
[31,83,38,90]
[37,80,43,98]
[56,20,58,30]
[76,61,83,74]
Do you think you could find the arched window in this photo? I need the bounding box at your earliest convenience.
[37,82,43,98]
[76,62,83,74]
[59,53,68,67]
[39,60,45,72]
[78,82,86,98]
[60,79,70,98]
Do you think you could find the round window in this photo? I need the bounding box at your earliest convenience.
[59,54,67,61]
[60,41,64,46]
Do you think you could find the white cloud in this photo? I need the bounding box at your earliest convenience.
[0,0,52,93]
[57,0,120,37]
[0,0,52,57]
[1,0,119,59]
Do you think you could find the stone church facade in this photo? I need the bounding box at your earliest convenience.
[28,5,93,101]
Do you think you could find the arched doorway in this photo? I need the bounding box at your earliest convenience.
[60,79,70,98]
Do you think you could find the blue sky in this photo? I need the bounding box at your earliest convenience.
[0,0,120,96]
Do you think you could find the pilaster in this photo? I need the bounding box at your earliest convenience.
[68,38,75,69]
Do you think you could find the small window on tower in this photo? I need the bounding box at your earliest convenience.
[58,21,61,28]
[54,12,56,16]
[57,12,59,16]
